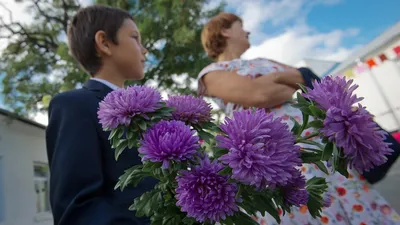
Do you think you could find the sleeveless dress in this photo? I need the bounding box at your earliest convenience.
[198,58,400,225]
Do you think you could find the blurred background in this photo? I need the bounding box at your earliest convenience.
[0,0,399,224]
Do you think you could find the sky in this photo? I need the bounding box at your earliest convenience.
[0,0,399,125]
[219,0,400,64]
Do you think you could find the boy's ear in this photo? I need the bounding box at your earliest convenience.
[94,30,112,56]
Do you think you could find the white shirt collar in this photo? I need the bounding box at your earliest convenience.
[91,78,121,90]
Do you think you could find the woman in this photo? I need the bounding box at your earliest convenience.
[198,12,400,225]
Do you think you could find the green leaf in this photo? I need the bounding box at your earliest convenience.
[298,83,308,93]
[143,161,163,173]
[301,151,322,163]
[332,145,349,178]
[321,142,333,161]
[296,92,308,104]
[137,120,147,130]
[218,167,232,176]
[306,177,328,218]
[221,216,234,225]
[299,111,309,135]
[108,128,119,140]
[237,188,281,224]
[232,211,260,225]
[306,120,324,129]
[197,129,215,144]
[126,129,135,139]
[313,161,329,175]
[308,105,325,119]
[271,192,291,216]
[290,116,301,135]
[254,195,280,223]
[182,217,197,225]
[41,94,52,107]
[114,139,129,160]
[200,121,222,133]
[115,165,146,191]
[128,138,138,149]
[150,214,164,225]
[214,147,228,158]
[301,107,313,115]
[332,143,338,166]
[337,155,349,178]
[109,127,124,140]
[155,180,170,192]
[291,102,309,109]
[130,189,163,217]
[162,214,182,225]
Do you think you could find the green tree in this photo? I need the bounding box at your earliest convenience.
[0,0,223,115]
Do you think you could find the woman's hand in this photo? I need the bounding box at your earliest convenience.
[273,68,305,89]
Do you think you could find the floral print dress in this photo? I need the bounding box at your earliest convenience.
[198,58,400,225]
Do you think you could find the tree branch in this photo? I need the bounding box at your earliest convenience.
[33,0,65,29]
[0,1,59,52]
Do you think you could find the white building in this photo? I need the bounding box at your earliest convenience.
[0,109,52,225]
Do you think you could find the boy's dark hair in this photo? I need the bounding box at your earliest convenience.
[67,5,132,76]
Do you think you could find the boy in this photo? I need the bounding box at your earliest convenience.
[46,5,157,225]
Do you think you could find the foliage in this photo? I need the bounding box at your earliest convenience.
[0,0,223,115]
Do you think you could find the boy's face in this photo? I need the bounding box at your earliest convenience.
[109,19,147,80]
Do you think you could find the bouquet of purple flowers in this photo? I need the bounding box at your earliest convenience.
[97,76,392,225]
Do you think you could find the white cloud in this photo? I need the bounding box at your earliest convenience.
[239,0,305,30]
[212,0,359,65]
[242,26,360,65]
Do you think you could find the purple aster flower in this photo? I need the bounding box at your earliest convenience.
[216,109,302,189]
[138,120,199,168]
[97,85,162,129]
[323,192,332,208]
[302,76,363,111]
[322,106,392,172]
[175,157,239,223]
[165,95,212,124]
[302,76,392,172]
[282,170,309,207]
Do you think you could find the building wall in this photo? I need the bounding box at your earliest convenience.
[346,40,400,132]
[0,115,52,225]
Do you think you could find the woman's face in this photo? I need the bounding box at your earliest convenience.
[223,20,250,52]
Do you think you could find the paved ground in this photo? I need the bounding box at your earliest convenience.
[373,159,400,211]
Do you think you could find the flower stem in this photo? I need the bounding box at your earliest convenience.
[297,139,324,149]
[297,132,320,141]
[302,147,323,152]
[236,184,243,199]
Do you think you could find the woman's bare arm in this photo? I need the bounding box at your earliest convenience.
[274,68,307,89]
[201,70,302,108]
[268,59,296,69]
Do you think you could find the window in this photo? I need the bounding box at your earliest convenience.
[33,163,50,214]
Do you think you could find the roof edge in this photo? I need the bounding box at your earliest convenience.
[0,108,46,130]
